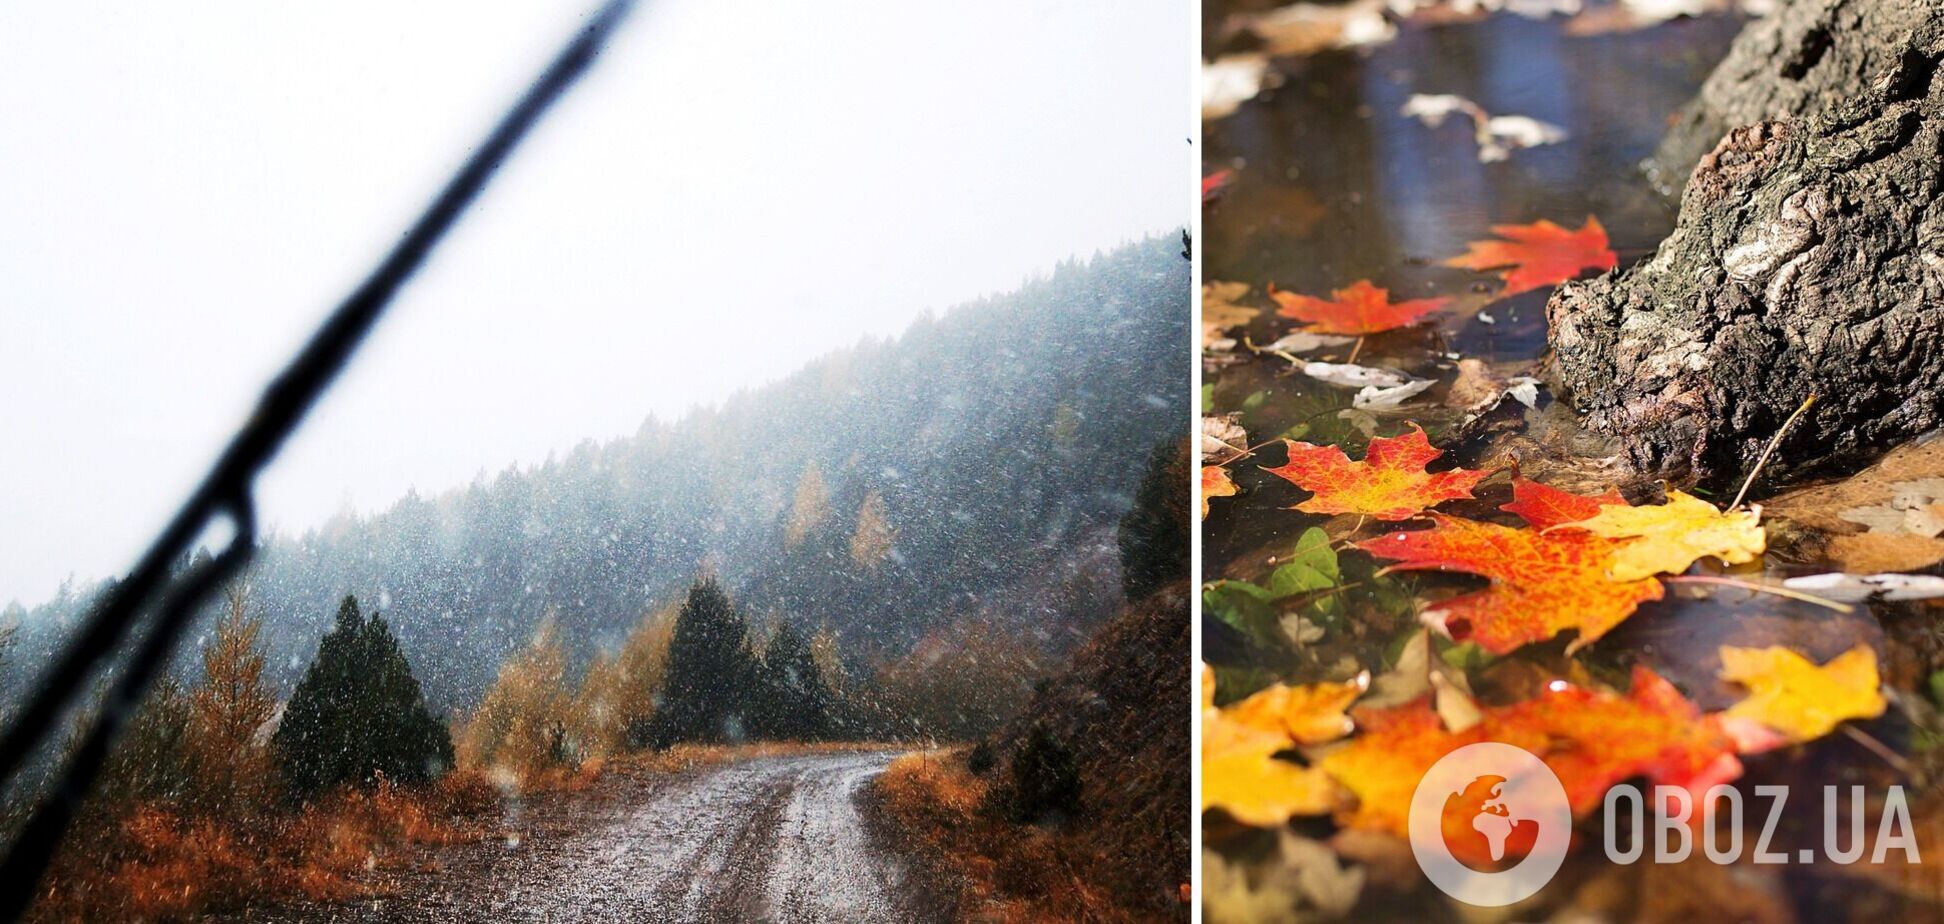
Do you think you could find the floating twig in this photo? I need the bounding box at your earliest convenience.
[1665,574,1853,613]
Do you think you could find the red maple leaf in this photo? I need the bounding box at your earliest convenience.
[1318,667,1744,856]
[1267,279,1450,335]
[1444,217,1618,296]
[1202,169,1235,202]
[1263,424,1484,520]
[1498,477,1626,530]
[1355,514,1662,653]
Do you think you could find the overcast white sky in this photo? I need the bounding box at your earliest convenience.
[0,0,1191,606]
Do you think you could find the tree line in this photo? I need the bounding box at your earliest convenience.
[2,235,1191,716]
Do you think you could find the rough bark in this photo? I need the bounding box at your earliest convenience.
[1649,0,1943,193]
[1547,0,1944,490]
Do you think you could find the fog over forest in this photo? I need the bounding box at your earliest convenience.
[2,235,1188,716]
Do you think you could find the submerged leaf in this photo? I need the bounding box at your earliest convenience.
[1203,281,1261,345]
[1224,672,1370,745]
[1202,465,1240,519]
[1767,440,1944,572]
[1203,169,1235,202]
[1201,666,1349,825]
[1499,477,1626,530]
[1202,718,1348,826]
[1357,515,1662,654]
[1718,645,1886,743]
[1318,667,1743,854]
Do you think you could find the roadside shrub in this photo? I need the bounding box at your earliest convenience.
[1003,722,1081,824]
[965,739,997,775]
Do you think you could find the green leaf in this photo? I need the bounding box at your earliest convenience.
[1210,664,1282,706]
[1203,581,1281,649]
[1263,527,1339,598]
[1438,640,1496,675]
[1202,383,1216,414]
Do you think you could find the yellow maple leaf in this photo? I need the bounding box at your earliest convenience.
[1199,665,1356,826]
[1223,672,1368,745]
[1202,716,1348,825]
[1563,489,1765,580]
[1718,644,1886,743]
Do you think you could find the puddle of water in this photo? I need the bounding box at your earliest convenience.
[1203,9,1942,920]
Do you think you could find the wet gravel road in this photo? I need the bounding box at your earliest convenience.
[245,751,942,923]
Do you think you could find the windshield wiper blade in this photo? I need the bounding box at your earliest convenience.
[0,2,635,917]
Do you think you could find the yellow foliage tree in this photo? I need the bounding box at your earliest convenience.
[809,623,850,701]
[457,617,569,786]
[186,583,276,818]
[1048,401,1082,452]
[849,491,897,569]
[569,606,676,759]
[784,462,831,549]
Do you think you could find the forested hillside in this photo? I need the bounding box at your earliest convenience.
[4,235,1187,714]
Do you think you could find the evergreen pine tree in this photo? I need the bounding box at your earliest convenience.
[1007,721,1082,824]
[272,594,453,799]
[756,623,834,741]
[634,578,760,749]
[90,675,193,812]
[1117,439,1190,600]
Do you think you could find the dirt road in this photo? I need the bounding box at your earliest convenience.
[248,750,947,923]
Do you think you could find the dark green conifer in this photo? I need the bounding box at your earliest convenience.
[634,579,762,749]
[1116,439,1189,600]
[272,595,452,798]
[756,622,834,741]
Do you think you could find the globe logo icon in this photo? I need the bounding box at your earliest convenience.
[1440,774,1542,872]
[1409,743,1572,906]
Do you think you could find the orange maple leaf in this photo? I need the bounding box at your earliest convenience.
[1318,667,1742,859]
[1315,700,1481,836]
[1267,279,1451,335]
[1263,424,1485,521]
[1444,216,1618,296]
[1201,465,1240,519]
[1356,514,1662,653]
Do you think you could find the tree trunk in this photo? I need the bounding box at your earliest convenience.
[1547,0,1944,491]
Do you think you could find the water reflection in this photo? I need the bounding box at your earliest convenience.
[1202,9,1941,922]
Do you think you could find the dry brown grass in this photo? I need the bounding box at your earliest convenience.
[867,748,1134,923]
[618,740,898,775]
[30,774,498,923]
[862,589,1191,923]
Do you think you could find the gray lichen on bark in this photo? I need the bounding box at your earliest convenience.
[1547,0,1944,490]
